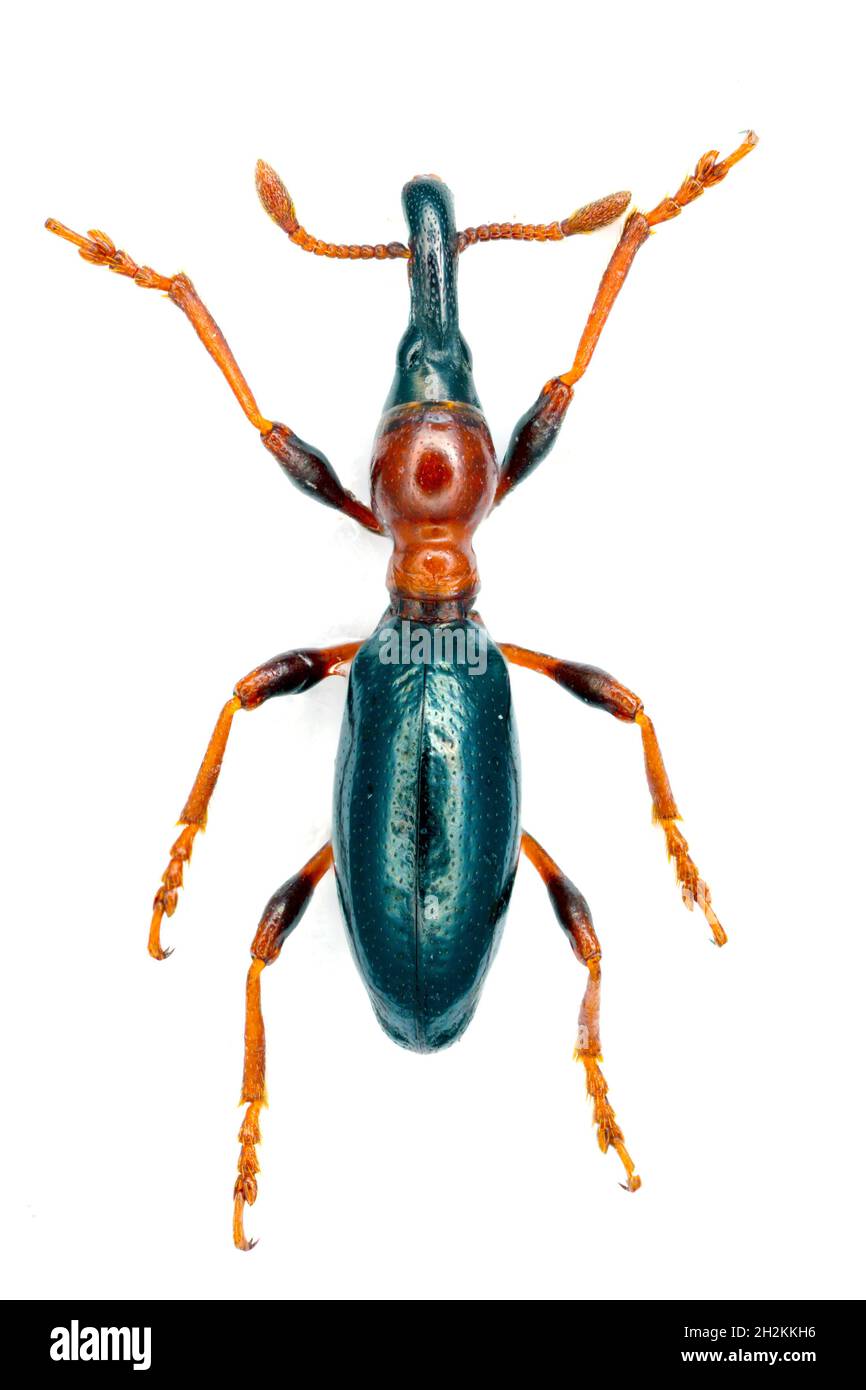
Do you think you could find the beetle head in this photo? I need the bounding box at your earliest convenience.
[383,176,480,412]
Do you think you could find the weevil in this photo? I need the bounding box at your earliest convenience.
[47,133,757,1248]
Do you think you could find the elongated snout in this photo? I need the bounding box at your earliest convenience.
[384,176,480,410]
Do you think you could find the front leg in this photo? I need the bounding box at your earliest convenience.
[495,133,758,504]
[500,643,726,945]
[149,641,360,959]
[45,220,384,534]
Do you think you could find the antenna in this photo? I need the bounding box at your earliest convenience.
[457,190,631,250]
[255,161,410,261]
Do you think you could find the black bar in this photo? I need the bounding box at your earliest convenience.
[2,1299,860,1373]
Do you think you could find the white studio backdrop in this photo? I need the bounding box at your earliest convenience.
[2,0,864,1301]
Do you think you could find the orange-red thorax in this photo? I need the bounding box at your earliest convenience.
[371,402,497,609]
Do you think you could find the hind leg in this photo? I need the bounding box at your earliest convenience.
[234,841,333,1250]
[522,831,641,1192]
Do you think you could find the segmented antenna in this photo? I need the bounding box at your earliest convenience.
[256,161,410,261]
[255,163,633,263]
[457,190,631,251]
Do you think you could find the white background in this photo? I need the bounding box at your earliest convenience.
[2,1,864,1302]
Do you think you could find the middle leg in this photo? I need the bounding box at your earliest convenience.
[149,641,359,958]
[522,831,640,1192]
[501,643,726,945]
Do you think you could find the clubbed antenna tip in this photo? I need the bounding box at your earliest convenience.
[255,160,298,236]
[561,190,632,237]
[457,187,632,251]
[254,159,409,262]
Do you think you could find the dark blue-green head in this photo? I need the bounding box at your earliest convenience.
[384,176,480,412]
[253,160,636,419]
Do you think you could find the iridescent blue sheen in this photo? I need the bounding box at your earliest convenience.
[333,617,521,1051]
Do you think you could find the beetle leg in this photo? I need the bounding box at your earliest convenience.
[521,831,640,1192]
[494,133,758,505]
[44,219,384,534]
[500,644,725,946]
[149,641,361,959]
[234,842,334,1251]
